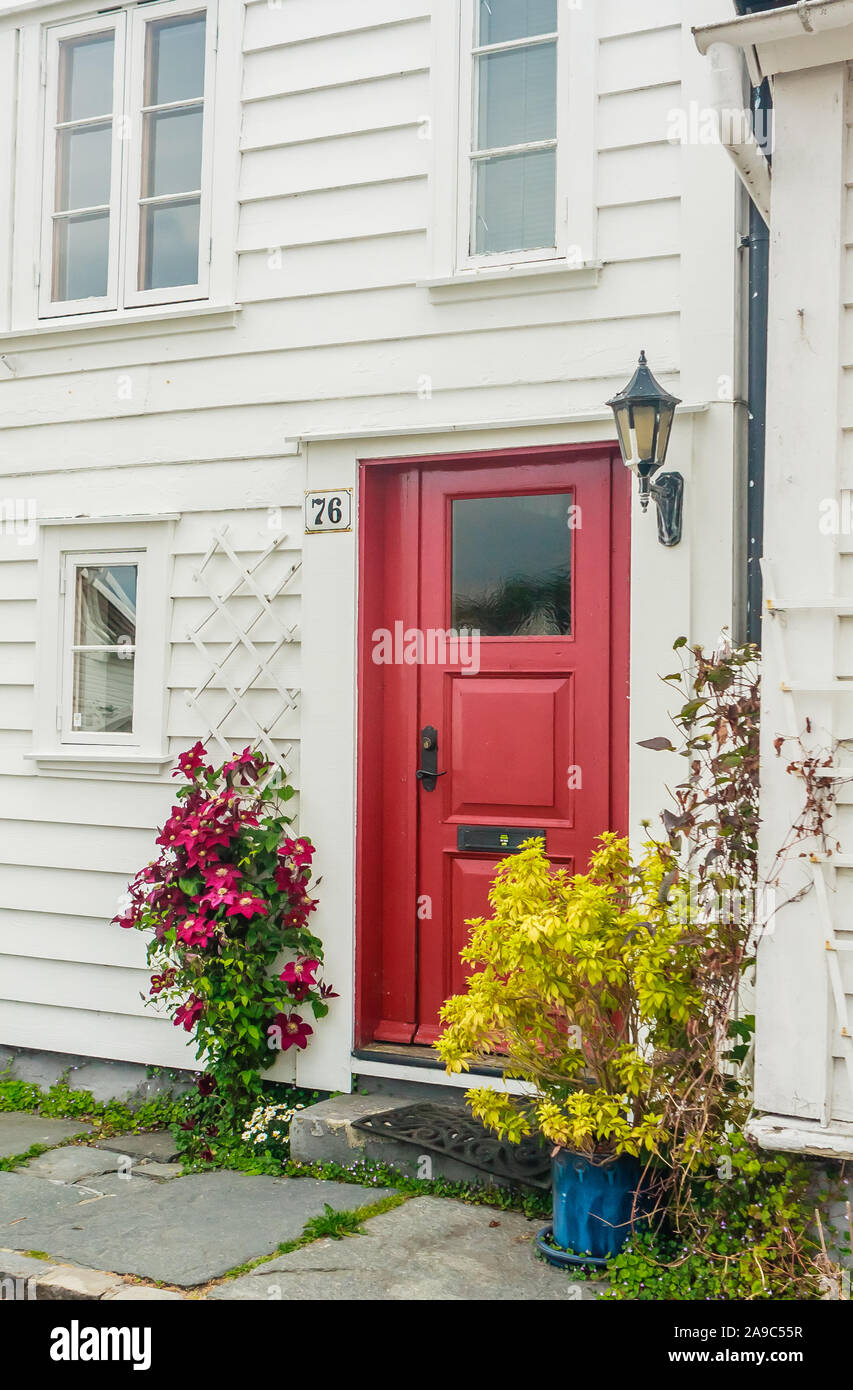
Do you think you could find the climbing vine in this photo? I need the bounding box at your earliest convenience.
[114,744,337,1157]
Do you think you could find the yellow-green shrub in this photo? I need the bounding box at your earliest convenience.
[436,833,722,1159]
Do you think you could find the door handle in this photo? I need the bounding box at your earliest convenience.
[416,725,447,792]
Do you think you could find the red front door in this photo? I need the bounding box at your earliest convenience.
[356,444,629,1048]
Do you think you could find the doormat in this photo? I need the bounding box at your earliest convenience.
[352,1102,551,1188]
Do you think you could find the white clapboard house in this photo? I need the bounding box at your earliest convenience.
[0,0,846,1160]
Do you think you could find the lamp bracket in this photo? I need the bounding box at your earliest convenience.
[649,471,684,547]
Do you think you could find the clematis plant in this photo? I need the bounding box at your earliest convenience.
[114,744,336,1144]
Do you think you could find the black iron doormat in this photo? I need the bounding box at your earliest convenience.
[352,1102,551,1188]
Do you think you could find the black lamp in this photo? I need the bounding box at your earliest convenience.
[607,351,683,547]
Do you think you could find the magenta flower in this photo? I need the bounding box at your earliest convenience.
[173,741,210,780]
[279,837,314,870]
[202,863,242,890]
[174,996,204,1032]
[269,1012,313,1051]
[176,915,217,948]
[225,892,268,920]
[280,958,320,989]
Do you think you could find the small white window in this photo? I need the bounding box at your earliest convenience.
[32,521,174,775]
[39,1,216,319]
[60,552,142,745]
[427,0,595,285]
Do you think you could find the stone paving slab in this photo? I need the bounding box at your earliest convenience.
[104,1286,187,1301]
[210,1197,603,1301]
[2,1170,396,1286]
[69,1174,163,1199]
[93,1131,179,1163]
[24,1147,121,1184]
[0,1170,99,1227]
[0,1114,94,1158]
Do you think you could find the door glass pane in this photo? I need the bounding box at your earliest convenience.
[473,148,556,254]
[143,107,204,198]
[478,0,557,45]
[59,32,114,122]
[73,650,135,733]
[476,44,557,150]
[74,564,138,647]
[140,197,201,289]
[452,494,572,636]
[53,213,110,301]
[56,122,112,211]
[147,13,207,105]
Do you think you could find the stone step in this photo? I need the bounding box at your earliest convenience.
[290,1094,551,1190]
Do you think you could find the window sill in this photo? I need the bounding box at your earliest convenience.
[26,750,174,779]
[0,302,241,350]
[418,260,602,302]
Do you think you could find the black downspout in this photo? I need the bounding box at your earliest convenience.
[745,78,771,648]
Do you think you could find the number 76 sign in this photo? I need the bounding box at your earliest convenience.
[304,489,353,534]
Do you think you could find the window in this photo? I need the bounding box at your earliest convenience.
[32,520,174,774]
[40,1,216,318]
[467,0,559,258]
[426,0,595,286]
[62,554,140,743]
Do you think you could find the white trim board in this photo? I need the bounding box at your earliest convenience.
[291,402,710,444]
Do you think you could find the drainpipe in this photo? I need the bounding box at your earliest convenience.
[704,40,772,646]
[706,42,771,228]
[745,80,772,646]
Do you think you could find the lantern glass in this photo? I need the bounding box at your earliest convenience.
[655,403,675,466]
[612,403,633,467]
[631,404,658,465]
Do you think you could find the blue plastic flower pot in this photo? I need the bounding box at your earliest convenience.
[549,1149,645,1263]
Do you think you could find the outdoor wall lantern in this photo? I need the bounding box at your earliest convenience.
[607,351,683,547]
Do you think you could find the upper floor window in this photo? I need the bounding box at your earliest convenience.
[426,0,594,286]
[467,0,558,259]
[40,0,216,318]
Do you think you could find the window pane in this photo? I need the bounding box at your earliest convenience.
[478,0,557,45]
[140,198,201,290]
[56,122,112,211]
[143,107,203,198]
[476,43,556,150]
[473,149,556,254]
[452,494,572,636]
[73,650,135,733]
[147,14,207,105]
[53,213,109,301]
[74,564,138,647]
[59,32,114,122]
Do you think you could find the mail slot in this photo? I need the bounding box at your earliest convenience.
[456,826,546,854]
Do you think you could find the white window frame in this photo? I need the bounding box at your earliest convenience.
[122,0,217,309]
[34,0,220,323]
[60,548,145,748]
[39,11,128,318]
[427,0,596,286]
[31,519,175,775]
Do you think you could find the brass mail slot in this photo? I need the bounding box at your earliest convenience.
[456,827,546,855]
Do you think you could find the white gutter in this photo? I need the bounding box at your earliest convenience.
[695,0,853,55]
[706,42,772,228]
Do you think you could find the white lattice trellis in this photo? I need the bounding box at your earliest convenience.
[183,524,301,773]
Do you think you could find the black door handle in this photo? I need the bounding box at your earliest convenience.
[416,725,447,791]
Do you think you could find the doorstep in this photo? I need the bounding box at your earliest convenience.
[290,1093,550,1189]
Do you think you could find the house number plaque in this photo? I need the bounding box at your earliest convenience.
[304,489,352,534]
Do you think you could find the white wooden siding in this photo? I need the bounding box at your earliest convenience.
[756,61,853,1130]
[0,0,739,1081]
